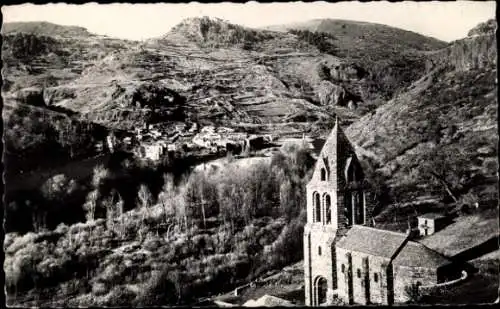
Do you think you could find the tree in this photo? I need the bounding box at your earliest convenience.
[137,184,153,241]
[137,184,153,210]
[91,164,110,189]
[104,189,124,231]
[83,189,99,221]
[40,173,78,203]
[361,161,392,217]
[173,182,189,232]
[415,144,471,203]
[136,268,179,306]
[158,173,177,223]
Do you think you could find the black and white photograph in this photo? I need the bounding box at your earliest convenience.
[1,1,498,307]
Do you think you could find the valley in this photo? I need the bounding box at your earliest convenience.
[1,14,498,307]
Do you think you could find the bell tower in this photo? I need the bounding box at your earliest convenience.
[303,118,369,306]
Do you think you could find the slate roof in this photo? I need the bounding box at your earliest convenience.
[336,225,451,269]
[319,118,355,160]
[336,225,407,259]
[394,241,451,268]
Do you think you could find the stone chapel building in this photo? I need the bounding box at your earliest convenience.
[303,119,458,306]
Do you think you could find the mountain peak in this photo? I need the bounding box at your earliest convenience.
[169,16,239,35]
[163,15,278,48]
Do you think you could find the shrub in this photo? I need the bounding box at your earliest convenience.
[404,282,422,303]
[104,285,136,306]
[458,192,479,214]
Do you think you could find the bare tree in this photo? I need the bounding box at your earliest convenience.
[415,144,471,203]
[104,189,124,231]
[137,184,153,241]
[158,173,176,223]
[83,189,99,221]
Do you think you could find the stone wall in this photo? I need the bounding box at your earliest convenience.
[303,229,312,305]
[304,224,338,305]
[336,247,390,305]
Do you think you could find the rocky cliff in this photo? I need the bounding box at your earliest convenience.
[426,26,496,72]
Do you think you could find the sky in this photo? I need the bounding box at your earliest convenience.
[2,1,496,42]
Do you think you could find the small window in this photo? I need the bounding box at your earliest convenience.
[318,246,322,256]
[341,264,345,273]
[357,268,361,278]
[321,168,327,181]
[424,219,427,225]
[314,193,321,223]
[374,273,379,282]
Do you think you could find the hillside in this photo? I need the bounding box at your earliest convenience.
[346,23,497,209]
[2,18,448,132]
[4,142,312,307]
[264,19,448,100]
[2,24,136,93]
[2,21,92,38]
[2,99,109,177]
[265,18,446,57]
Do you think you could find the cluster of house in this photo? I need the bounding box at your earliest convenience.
[99,122,274,162]
[192,125,272,154]
[134,122,196,161]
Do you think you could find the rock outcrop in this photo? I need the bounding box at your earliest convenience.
[163,16,278,49]
[426,30,496,72]
[467,19,496,37]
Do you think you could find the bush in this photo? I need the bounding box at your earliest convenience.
[458,192,479,214]
[104,285,136,306]
[404,282,422,303]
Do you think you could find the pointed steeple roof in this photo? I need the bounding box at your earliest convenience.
[319,117,355,159]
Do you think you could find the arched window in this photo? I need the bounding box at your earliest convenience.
[325,194,331,224]
[318,246,322,256]
[354,191,365,224]
[345,157,364,183]
[345,157,355,183]
[341,264,345,273]
[344,192,353,226]
[374,273,379,283]
[314,192,321,223]
[320,168,327,181]
[357,268,361,278]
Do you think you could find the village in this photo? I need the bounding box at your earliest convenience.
[2,3,497,308]
[98,122,275,163]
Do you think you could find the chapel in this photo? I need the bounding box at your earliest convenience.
[303,119,457,306]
